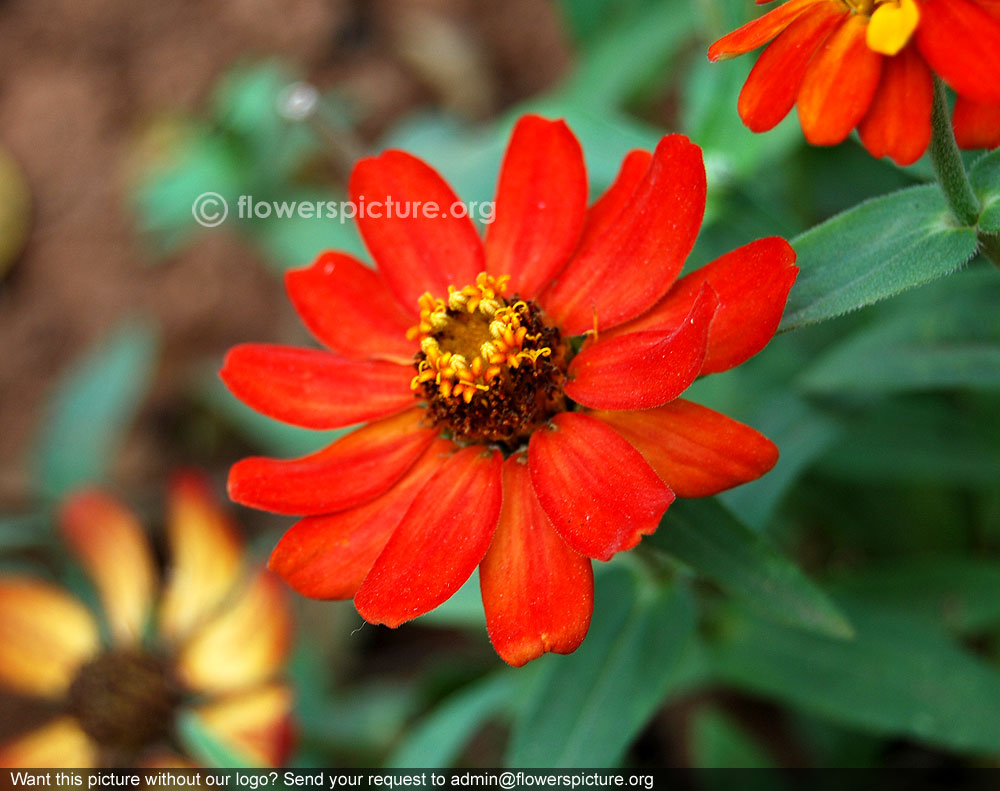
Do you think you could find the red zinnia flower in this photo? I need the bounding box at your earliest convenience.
[221,115,797,667]
[708,0,1000,164]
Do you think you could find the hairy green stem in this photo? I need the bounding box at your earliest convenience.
[929,76,981,228]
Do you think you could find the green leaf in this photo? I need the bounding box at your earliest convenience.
[250,190,368,271]
[711,602,1000,754]
[798,267,1000,394]
[780,184,979,331]
[212,61,315,184]
[651,498,853,639]
[132,127,245,256]
[682,54,801,188]
[816,397,1000,488]
[561,0,696,110]
[33,323,159,499]
[298,681,420,756]
[0,514,50,551]
[831,558,1000,635]
[971,147,1000,233]
[691,709,776,769]
[177,709,266,768]
[509,568,695,767]
[419,571,486,629]
[719,394,843,530]
[554,0,662,45]
[387,672,522,768]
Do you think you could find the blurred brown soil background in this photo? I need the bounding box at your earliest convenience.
[0,0,570,506]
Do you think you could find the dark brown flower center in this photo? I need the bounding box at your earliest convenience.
[67,649,179,762]
[409,274,567,448]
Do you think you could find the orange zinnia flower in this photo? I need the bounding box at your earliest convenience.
[221,114,797,667]
[709,0,1000,164]
[0,474,292,768]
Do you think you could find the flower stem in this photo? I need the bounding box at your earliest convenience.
[929,76,981,228]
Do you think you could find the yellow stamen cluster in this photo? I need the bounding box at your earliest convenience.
[408,273,552,404]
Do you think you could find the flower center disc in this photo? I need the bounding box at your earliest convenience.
[410,273,566,447]
[68,649,178,762]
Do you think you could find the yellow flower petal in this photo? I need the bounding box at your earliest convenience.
[176,571,291,695]
[159,472,244,641]
[867,0,920,56]
[0,717,97,768]
[59,491,156,646]
[0,579,100,698]
[189,683,293,767]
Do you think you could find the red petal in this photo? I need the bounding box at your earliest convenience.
[575,150,652,254]
[285,252,416,363]
[349,151,486,310]
[916,0,1000,106]
[798,15,883,145]
[528,412,675,562]
[220,344,414,429]
[858,44,933,165]
[708,0,826,60]
[354,446,503,626]
[269,438,455,600]
[605,237,797,375]
[565,285,718,410]
[228,408,437,515]
[541,135,706,336]
[484,116,587,299]
[953,95,1000,150]
[737,3,848,132]
[593,401,779,498]
[480,455,593,667]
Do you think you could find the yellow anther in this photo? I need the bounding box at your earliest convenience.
[429,311,450,331]
[408,271,553,404]
[479,298,502,316]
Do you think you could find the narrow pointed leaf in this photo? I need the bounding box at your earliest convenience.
[711,602,1000,754]
[387,673,522,768]
[33,323,159,499]
[509,569,695,768]
[651,498,853,639]
[780,184,978,331]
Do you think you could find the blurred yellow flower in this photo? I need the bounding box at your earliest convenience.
[0,472,293,768]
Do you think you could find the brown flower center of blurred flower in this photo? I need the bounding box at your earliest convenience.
[68,650,179,762]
